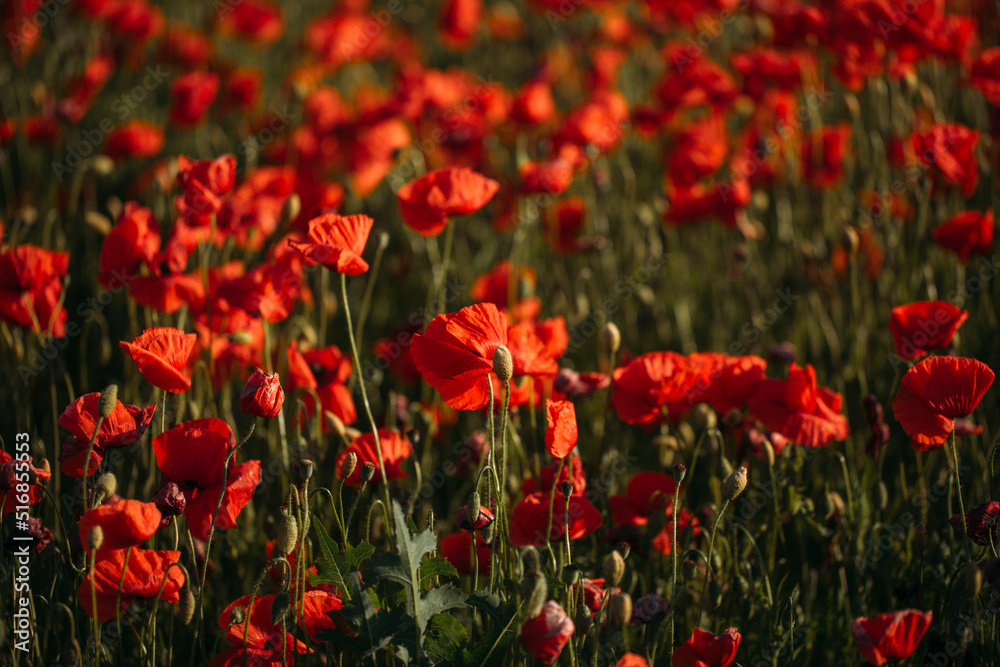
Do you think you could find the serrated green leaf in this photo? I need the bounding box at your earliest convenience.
[420,556,458,590]
[418,586,467,631]
[319,572,415,663]
[425,613,467,664]
[310,536,376,597]
[314,520,337,563]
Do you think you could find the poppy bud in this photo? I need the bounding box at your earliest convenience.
[326,411,347,439]
[340,453,358,481]
[298,459,314,482]
[601,323,621,355]
[760,440,775,467]
[610,592,632,624]
[178,589,196,625]
[723,466,748,501]
[230,607,246,625]
[85,211,112,235]
[481,520,496,545]
[561,566,580,587]
[842,226,860,253]
[98,384,118,418]
[965,561,982,597]
[707,580,723,609]
[521,546,540,575]
[913,524,927,553]
[94,472,117,502]
[271,590,291,625]
[523,572,548,618]
[602,551,625,587]
[682,559,697,581]
[91,155,115,175]
[492,345,513,382]
[229,330,254,345]
[672,464,687,484]
[153,482,187,520]
[467,491,481,524]
[675,421,695,448]
[692,403,717,430]
[281,193,301,224]
[560,481,573,497]
[38,458,51,475]
[722,408,743,429]
[240,368,285,419]
[276,509,299,557]
[574,604,593,634]
[87,525,104,552]
[360,462,376,483]
[344,427,362,441]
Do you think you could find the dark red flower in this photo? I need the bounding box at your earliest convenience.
[545,399,577,459]
[222,67,262,111]
[851,610,932,665]
[284,342,357,428]
[438,0,482,50]
[214,594,310,666]
[176,154,237,217]
[454,503,495,531]
[104,120,164,160]
[889,301,968,361]
[216,0,283,44]
[334,429,413,486]
[120,327,197,393]
[440,531,491,575]
[553,368,610,400]
[747,363,849,447]
[508,490,602,547]
[240,368,284,418]
[78,548,184,621]
[288,214,373,276]
[892,356,994,449]
[520,601,574,665]
[672,627,741,667]
[0,451,51,515]
[298,589,347,643]
[153,418,261,541]
[0,244,70,337]
[169,71,219,129]
[397,167,499,237]
[949,501,999,547]
[971,47,1000,107]
[931,210,994,264]
[58,393,156,477]
[79,500,161,558]
[911,123,981,197]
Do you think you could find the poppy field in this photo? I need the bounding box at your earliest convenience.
[4,0,1000,664]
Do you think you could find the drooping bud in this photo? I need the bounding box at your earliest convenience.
[707,580,723,609]
[692,403,717,430]
[492,346,513,382]
[574,604,593,634]
[682,559,697,581]
[271,590,291,625]
[360,462,376,483]
[276,509,299,557]
[560,566,580,587]
[91,155,115,175]
[521,546,540,575]
[523,572,548,618]
[610,592,632,625]
[340,452,358,481]
[602,551,625,587]
[98,384,118,418]
[601,323,621,355]
[723,466,748,501]
[467,491,481,525]
[281,193,301,224]
[240,368,285,419]
[178,589,196,625]
[560,481,573,497]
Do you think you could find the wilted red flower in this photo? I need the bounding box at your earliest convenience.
[888,301,968,361]
[284,342,357,428]
[334,429,413,486]
[851,610,933,665]
[0,244,70,337]
[152,482,187,525]
[240,368,284,418]
[153,418,261,541]
[545,399,577,459]
[520,601,575,665]
[78,548,184,621]
[169,71,219,129]
[215,594,310,666]
[397,167,499,237]
[120,327,197,393]
[931,210,994,264]
[948,501,999,546]
[438,0,482,50]
[216,0,283,44]
[508,490,602,546]
[58,393,156,477]
[747,363,849,447]
[440,531,491,575]
[79,500,161,557]
[0,451,50,515]
[892,356,994,449]
[673,627,741,667]
[104,120,164,160]
[289,214,373,276]
[411,303,508,410]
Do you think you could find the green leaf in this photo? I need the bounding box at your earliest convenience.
[425,613,467,665]
[319,572,415,663]
[310,522,375,598]
[460,594,520,667]
[420,556,458,590]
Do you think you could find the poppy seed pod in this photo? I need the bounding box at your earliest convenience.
[360,462,376,483]
[276,510,299,557]
[602,551,625,587]
[229,330,254,345]
[601,322,621,355]
[178,589,196,625]
[98,384,118,418]
[340,452,358,481]
[574,604,593,634]
[692,403,717,430]
[610,592,632,625]
[672,463,687,484]
[325,411,347,439]
[723,466,748,501]
[94,472,117,500]
[492,345,513,382]
[298,459,314,483]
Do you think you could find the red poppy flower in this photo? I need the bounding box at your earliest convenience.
[78,548,184,621]
[0,451,50,515]
[747,363,849,447]
[153,418,262,542]
[553,369,610,401]
[169,71,219,129]
[298,590,347,643]
[440,532,491,575]
[216,0,283,44]
[79,500,161,558]
[931,210,994,264]
[971,47,1000,106]
[609,472,677,527]
[411,303,508,411]
[668,116,729,188]
[911,123,981,197]
[128,272,206,314]
[160,23,214,69]
[851,610,933,665]
[611,351,692,425]
[545,399,577,459]
[512,80,556,126]
[508,490,602,546]
[284,342,357,428]
[664,177,752,230]
[438,0,482,50]
[889,301,968,361]
[801,124,852,188]
[397,167,499,237]
[59,54,115,124]
[104,120,164,161]
[672,627,741,667]
[892,356,994,449]
[240,368,284,418]
[222,67,262,111]
[58,393,156,477]
[470,260,542,322]
[949,501,999,546]
[454,503,495,531]
[520,454,587,497]
[214,594,310,666]
[616,654,651,667]
[334,429,413,486]
[520,601,575,665]
[0,244,70,337]
[288,214,373,276]
[176,154,237,218]
[519,153,575,196]
[120,327,197,393]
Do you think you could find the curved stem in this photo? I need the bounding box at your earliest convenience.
[700,499,731,610]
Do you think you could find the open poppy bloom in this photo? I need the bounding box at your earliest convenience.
[609,471,700,555]
[98,203,161,289]
[747,363,849,447]
[396,166,499,237]
[949,501,999,546]
[0,451,51,515]
[176,154,237,218]
[892,356,994,449]
[78,548,184,621]
[616,654,651,667]
[508,490,602,546]
[153,418,262,542]
[0,243,70,338]
[169,71,219,129]
[79,500,162,558]
[931,210,994,265]
[520,454,587,497]
[104,119,164,161]
[851,609,932,665]
[440,531,492,575]
[672,627,741,667]
[438,0,482,50]
[214,593,310,666]
[297,589,349,643]
[611,351,693,424]
[520,600,575,665]
[288,213,374,276]
[411,302,508,411]
[58,393,157,477]
[120,327,197,393]
[334,428,413,486]
[284,342,357,428]
[888,301,968,361]
[545,399,577,459]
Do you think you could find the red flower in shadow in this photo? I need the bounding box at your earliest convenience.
[672,627,741,667]
[214,594,310,666]
[508,490,602,547]
[79,499,161,558]
[284,342,357,429]
[931,210,994,265]
[0,244,70,337]
[851,609,932,665]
